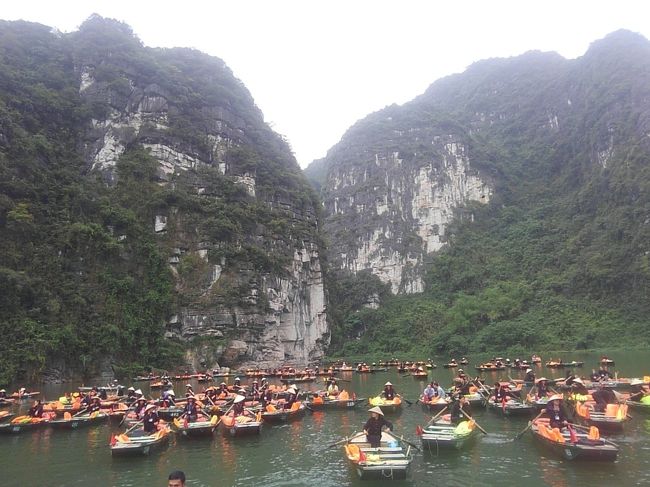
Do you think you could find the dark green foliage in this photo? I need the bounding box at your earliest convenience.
[325,30,650,359]
[0,17,321,383]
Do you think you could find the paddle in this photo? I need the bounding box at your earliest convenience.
[398,433,421,452]
[213,402,235,428]
[514,410,545,440]
[564,422,620,447]
[426,405,448,426]
[124,419,143,434]
[459,407,487,435]
[327,436,350,449]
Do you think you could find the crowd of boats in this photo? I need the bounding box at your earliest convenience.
[0,354,645,479]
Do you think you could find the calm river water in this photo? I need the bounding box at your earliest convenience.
[2,350,650,486]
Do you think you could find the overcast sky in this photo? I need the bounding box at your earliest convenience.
[3,1,650,167]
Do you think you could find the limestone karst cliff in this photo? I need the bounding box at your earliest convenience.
[0,16,327,382]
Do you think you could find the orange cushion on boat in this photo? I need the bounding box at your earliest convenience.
[64,412,72,420]
[266,404,277,413]
[605,404,619,418]
[588,426,600,440]
[313,396,324,404]
[345,444,361,462]
[290,401,301,411]
[338,391,349,400]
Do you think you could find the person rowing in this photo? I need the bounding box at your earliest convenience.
[592,382,617,412]
[86,396,102,415]
[524,368,536,383]
[181,396,199,422]
[629,379,650,403]
[142,404,160,434]
[449,393,470,424]
[363,406,393,448]
[28,399,44,418]
[284,387,298,410]
[134,398,148,419]
[493,382,512,403]
[381,382,396,400]
[544,394,569,429]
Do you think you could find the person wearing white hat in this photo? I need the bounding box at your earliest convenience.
[284,386,298,410]
[545,393,568,429]
[524,368,535,383]
[534,378,550,399]
[231,394,246,416]
[381,382,396,400]
[363,406,393,447]
[181,395,198,422]
[0,389,6,400]
[142,403,160,433]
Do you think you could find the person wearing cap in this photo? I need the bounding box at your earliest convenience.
[524,368,536,383]
[545,394,569,429]
[28,399,44,418]
[142,404,160,434]
[125,387,137,404]
[234,377,242,388]
[217,382,229,398]
[185,384,195,397]
[182,396,199,422]
[0,389,6,400]
[161,389,176,407]
[566,376,589,396]
[381,382,396,400]
[363,407,393,447]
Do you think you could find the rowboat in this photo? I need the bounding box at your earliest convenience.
[0,411,15,422]
[486,399,535,417]
[280,375,315,384]
[0,398,16,407]
[261,402,306,423]
[545,360,584,368]
[306,395,366,410]
[49,412,109,429]
[110,427,172,456]
[172,414,218,437]
[475,363,505,371]
[344,431,413,480]
[626,399,650,412]
[220,413,262,436]
[157,406,184,421]
[411,371,428,379]
[443,362,458,368]
[417,418,480,451]
[574,401,628,433]
[368,396,403,414]
[419,397,449,412]
[529,418,618,461]
[9,391,40,401]
[0,416,49,434]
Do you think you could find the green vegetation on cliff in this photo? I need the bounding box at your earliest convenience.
[324,30,650,358]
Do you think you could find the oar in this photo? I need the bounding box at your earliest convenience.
[398,395,413,406]
[459,407,487,435]
[124,419,143,434]
[426,405,448,426]
[213,402,235,428]
[514,410,545,440]
[564,422,620,447]
[327,436,350,449]
[398,434,421,452]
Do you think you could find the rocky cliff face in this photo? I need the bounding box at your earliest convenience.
[320,109,492,294]
[0,17,327,382]
[74,18,328,367]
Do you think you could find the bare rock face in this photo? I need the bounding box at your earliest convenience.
[322,116,492,294]
[77,29,328,369]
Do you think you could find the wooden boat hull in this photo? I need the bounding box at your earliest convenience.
[346,431,412,480]
[368,397,402,414]
[261,405,306,423]
[487,401,535,417]
[530,424,618,461]
[111,433,170,456]
[626,400,650,412]
[0,421,47,434]
[157,407,184,421]
[49,413,108,429]
[174,423,216,437]
[420,423,479,450]
[307,398,366,410]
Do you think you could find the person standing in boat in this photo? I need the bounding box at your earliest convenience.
[381,382,396,400]
[545,394,569,429]
[363,406,393,447]
[28,399,44,418]
[182,396,199,422]
[142,404,160,434]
